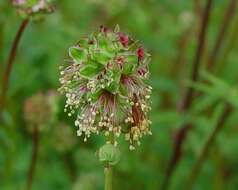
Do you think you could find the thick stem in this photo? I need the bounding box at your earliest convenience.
[0,19,29,114]
[26,126,39,190]
[104,165,113,190]
[161,1,214,190]
[207,0,237,71]
[184,105,232,190]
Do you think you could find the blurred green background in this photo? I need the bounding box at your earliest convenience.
[1,0,238,189]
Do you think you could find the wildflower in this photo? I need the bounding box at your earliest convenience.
[59,25,152,149]
[12,0,54,18]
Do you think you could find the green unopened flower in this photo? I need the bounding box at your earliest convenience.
[12,0,54,19]
[59,26,152,150]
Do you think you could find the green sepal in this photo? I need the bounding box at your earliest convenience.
[93,52,111,65]
[105,71,121,94]
[114,24,120,33]
[87,88,103,103]
[69,47,87,63]
[123,64,135,75]
[127,54,138,64]
[79,63,103,79]
[119,84,127,96]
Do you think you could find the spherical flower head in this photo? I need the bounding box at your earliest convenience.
[12,0,54,19]
[59,25,152,149]
[24,91,58,132]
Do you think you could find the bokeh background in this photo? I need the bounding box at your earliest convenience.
[1,0,238,189]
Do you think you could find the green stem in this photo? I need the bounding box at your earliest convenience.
[104,165,113,190]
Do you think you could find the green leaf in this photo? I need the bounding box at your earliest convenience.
[69,47,87,63]
[98,144,121,166]
[79,63,103,79]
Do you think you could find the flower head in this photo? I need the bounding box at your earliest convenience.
[24,91,58,131]
[59,25,152,149]
[12,0,54,18]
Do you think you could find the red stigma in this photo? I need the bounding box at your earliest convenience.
[119,33,129,47]
[137,47,144,62]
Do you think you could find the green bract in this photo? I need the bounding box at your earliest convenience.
[59,26,152,150]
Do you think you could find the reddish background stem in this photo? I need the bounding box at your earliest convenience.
[207,0,237,71]
[26,126,39,190]
[184,105,232,190]
[0,19,29,114]
[161,1,214,189]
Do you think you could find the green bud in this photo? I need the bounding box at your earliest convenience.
[98,144,120,166]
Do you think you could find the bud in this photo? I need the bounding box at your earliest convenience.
[98,144,120,166]
[59,26,152,149]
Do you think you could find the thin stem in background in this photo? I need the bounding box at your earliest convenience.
[181,0,213,111]
[174,29,193,111]
[26,126,39,190]
[161,1,214,190]
[0,22,4,72]
[217,13,238,74]
[207,0,238,71]
[104,165,112,190]
[184,105,232,190]
[194,0,201,20]
[0,18,29,115]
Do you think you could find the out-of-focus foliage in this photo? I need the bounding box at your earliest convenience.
[0,0,238,190]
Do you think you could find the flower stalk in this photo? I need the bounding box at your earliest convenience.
[0,18,29,115]
[26,125,39,190]
[104,165,113,190]
[1,0,54,117]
